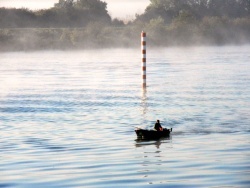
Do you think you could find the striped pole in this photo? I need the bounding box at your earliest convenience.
[141,31,146,88]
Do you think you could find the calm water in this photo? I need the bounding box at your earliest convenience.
[0,46,250,188]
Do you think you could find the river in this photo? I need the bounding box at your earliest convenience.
[0,46,250,187]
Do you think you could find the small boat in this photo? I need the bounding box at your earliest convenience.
[135,128,172,140]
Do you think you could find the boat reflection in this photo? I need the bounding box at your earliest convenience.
[135,136,172,149]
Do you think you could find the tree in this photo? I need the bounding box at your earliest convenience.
[54,0,74,9]
[112,18,125,27]
[74,0,107,11]
[145,16,166,45]
[74,0,111,23]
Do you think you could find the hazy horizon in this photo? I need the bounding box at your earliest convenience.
[0,0,150,19]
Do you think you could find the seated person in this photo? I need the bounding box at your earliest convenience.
[154,120,163,131]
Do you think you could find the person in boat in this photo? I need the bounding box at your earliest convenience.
[154,120,163,131]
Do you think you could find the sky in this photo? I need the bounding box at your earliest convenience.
[0,0,150,19]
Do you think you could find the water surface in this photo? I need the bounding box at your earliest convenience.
[0,46,250,187]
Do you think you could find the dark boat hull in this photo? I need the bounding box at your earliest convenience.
[135,128,172,139]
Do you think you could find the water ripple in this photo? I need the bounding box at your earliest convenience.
[0,47,250,187]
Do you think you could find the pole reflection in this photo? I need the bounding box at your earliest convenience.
[141,88,148,126]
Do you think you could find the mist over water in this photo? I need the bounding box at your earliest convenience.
[0,46,250,187]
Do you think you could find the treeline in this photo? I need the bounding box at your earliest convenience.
[0,0,250,51]
[136,0,250,23]
[0,0,113,28]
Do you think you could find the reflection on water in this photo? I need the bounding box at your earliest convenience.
[0,47,250,187]
[135,137,172,149]
[140,88,148,126]
[134,133,250,187]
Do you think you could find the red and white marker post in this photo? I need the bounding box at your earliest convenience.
[141,31,146,88]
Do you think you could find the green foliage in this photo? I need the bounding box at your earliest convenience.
[54,0,74,9]
[0,0,250,51]
[112,19,125,27]
[173,10,196,25]
[137,0,250,23]
[74,0,107,10]
[0,0,111,28]
[144,17,166,45]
